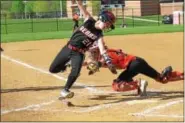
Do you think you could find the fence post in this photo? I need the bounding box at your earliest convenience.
[158,4,160,26]
[56,11,59,31]
[122,6,125,26]
[31,16,33,32]
[158,15,160,26]
[5,14,8,34]
[132,8,134,28]
[115,7,117,18]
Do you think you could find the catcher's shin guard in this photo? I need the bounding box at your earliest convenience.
[112,80,139,92]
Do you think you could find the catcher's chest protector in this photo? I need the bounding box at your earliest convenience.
[107,49,136,69]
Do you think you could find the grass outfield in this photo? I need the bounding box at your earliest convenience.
[1,15,163,34]
[1,25,183,43]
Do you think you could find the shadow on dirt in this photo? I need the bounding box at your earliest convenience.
[89,91,184,101]
[69,91,184,108]
[1,85,110,93]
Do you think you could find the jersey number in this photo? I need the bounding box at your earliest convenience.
[82,39,92,47]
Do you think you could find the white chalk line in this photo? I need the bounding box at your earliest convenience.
[26,99,158,113]
[117,16,159,23]
[1,54,118,94]
[1,54,182,118]
[135,114,183,118]
[130,99,184,118]
[125,16,159,23]
[0,54,128,115]
[1,100,55,115]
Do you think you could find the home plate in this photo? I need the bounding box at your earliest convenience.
[126,100,158,105]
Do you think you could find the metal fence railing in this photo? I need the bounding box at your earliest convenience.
[1,5,184,34]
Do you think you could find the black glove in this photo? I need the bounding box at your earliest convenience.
[102,53,117,74]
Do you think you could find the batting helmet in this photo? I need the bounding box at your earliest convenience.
[98,10,116,30]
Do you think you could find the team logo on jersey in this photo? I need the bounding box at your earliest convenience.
[79,26,97,40]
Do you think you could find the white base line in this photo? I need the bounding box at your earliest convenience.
[0,54,123,115]
[1,100,55,115]
[1,54,118,94]
[130,99,183,118]
[1,54,182,118]
[136,114,183,118]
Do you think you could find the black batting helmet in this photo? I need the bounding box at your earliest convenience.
[98,10,116,30]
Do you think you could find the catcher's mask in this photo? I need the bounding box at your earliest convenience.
[98,10,116,32]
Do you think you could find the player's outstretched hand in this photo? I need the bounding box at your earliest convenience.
[107,62,117,74]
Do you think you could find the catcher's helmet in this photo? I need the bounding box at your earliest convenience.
[98,10,116,30]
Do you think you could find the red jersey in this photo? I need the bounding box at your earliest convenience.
[107,49,136,69]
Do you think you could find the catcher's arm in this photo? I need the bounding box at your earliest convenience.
[97,37,117,74]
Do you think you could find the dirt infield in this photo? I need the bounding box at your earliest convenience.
[1,32,184,122]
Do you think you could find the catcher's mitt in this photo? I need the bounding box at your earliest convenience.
[87,62,101,75]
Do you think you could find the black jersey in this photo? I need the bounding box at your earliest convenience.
[69,17,103,49]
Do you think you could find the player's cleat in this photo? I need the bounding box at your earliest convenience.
[59,89,74,100]
[161,66,173,79]
[137,79,148,96]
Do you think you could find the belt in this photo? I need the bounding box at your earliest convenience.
[68,44,86,54]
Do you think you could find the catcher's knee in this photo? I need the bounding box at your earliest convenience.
[112,79,139,92]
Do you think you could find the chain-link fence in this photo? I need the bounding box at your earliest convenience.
[1,5,184,34]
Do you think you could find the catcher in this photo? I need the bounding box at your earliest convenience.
[85,42,184,95]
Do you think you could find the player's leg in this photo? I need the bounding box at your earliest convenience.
[112,71,148,96]
[60,52,85,99]
[49,45,71,73]
[135,57,182,83]
[112,57,152,95]
[112,60,148,95]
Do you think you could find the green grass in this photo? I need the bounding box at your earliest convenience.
[1,19,85,34]
[1,15,164,34]
[1,25,183,43]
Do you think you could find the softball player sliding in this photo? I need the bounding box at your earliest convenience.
[85,43,184,96]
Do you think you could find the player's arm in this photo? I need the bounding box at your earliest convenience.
[76,0,91,22]
[97,37,117,74]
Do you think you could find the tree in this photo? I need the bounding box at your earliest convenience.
[10,1,24,18]
[25,1,34,19]
[1,1,12,11]
[32,1,50,18]
[32,1,49,12]
[25,1,34,13]
[92,1,101,16]
[49,1,60,12]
